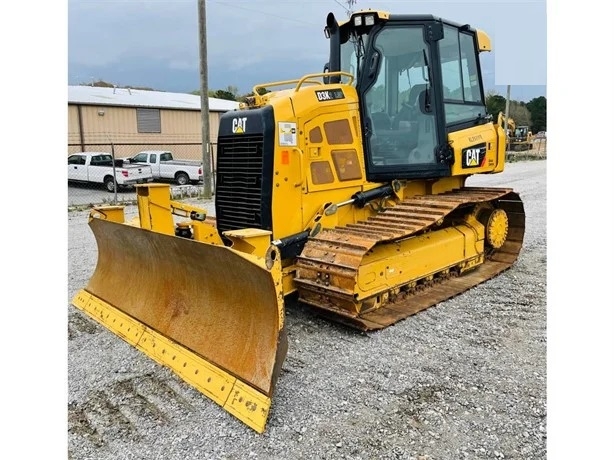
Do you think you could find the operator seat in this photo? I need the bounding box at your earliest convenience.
[407,84,427,109]
[392,84,427,130]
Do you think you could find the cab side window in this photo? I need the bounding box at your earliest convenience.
[439,25,486,126]
[68,155,86,165]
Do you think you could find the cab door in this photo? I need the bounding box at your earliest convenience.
[68,154,87,181]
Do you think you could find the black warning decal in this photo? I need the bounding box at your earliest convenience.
[315,89,345,101]
[461,142,487,168]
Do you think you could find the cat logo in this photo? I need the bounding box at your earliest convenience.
[461,143,487,168]
[232,117,247,134]
[465,148,481,166]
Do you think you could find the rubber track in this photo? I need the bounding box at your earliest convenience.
[294,187,525,331]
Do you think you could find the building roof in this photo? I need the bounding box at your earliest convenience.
[68,85,240,112]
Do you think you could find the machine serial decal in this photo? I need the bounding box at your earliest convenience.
[232,117,247,134]
[315,89,345,101]
[461,142,487,168]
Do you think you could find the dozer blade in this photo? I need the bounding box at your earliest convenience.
[72,217,287,433]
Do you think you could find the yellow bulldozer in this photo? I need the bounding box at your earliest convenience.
[510,125,534,151]
[72,10,525,433]
[499,113,534,151]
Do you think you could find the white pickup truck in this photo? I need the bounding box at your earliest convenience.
[124,150,203,185]
[68,152,154,192]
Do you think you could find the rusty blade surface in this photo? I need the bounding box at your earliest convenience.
[85,217,286,396]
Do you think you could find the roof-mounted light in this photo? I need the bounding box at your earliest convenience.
[353,15,363,26]
[364,14,375,26]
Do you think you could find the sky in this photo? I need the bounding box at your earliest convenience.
[3,1,614,458]
[67,0,547,102]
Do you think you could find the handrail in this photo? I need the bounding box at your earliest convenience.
[295,71,354,92]
[251,71,355,96]
[252,79,320,97]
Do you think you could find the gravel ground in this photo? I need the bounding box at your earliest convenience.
[67,160,547,460]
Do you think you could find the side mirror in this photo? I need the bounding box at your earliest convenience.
[418,90,432,114]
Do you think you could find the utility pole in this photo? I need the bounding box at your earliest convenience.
[198,0,213,199]
[504,84,511,152]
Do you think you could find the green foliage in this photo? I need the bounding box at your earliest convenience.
[485,92,507,119]
[192,85,241,101]
[213,89,237,101]
[509,102,532,126]
[526,96,547,132]
[486,91,547,133]
[89,80,114,88]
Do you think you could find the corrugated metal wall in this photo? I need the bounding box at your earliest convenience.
[68,104,223,162]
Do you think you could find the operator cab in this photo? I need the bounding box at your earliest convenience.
[514,126,530,141]
[325,11,490,182]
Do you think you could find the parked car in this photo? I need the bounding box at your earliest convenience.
[124,150,203,185]
[68,152,154,192]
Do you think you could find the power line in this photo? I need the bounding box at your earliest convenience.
[332,0,358,17]
[332,0,349,16]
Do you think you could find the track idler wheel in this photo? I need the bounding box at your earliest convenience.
[479,208,509,249]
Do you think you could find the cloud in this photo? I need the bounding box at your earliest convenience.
[68,0,198,67]
[68,0,546,98]
[168,59,198,71]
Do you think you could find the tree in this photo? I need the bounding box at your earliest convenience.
[215,85,240,101]
[212,89,237,101]
[88,80,114,88]
[508,101,532,127]
[526,96,547,133]
[485,91,507,119]
[192,85,240,101]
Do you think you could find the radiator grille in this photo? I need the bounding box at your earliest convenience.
[215,134,268,233]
